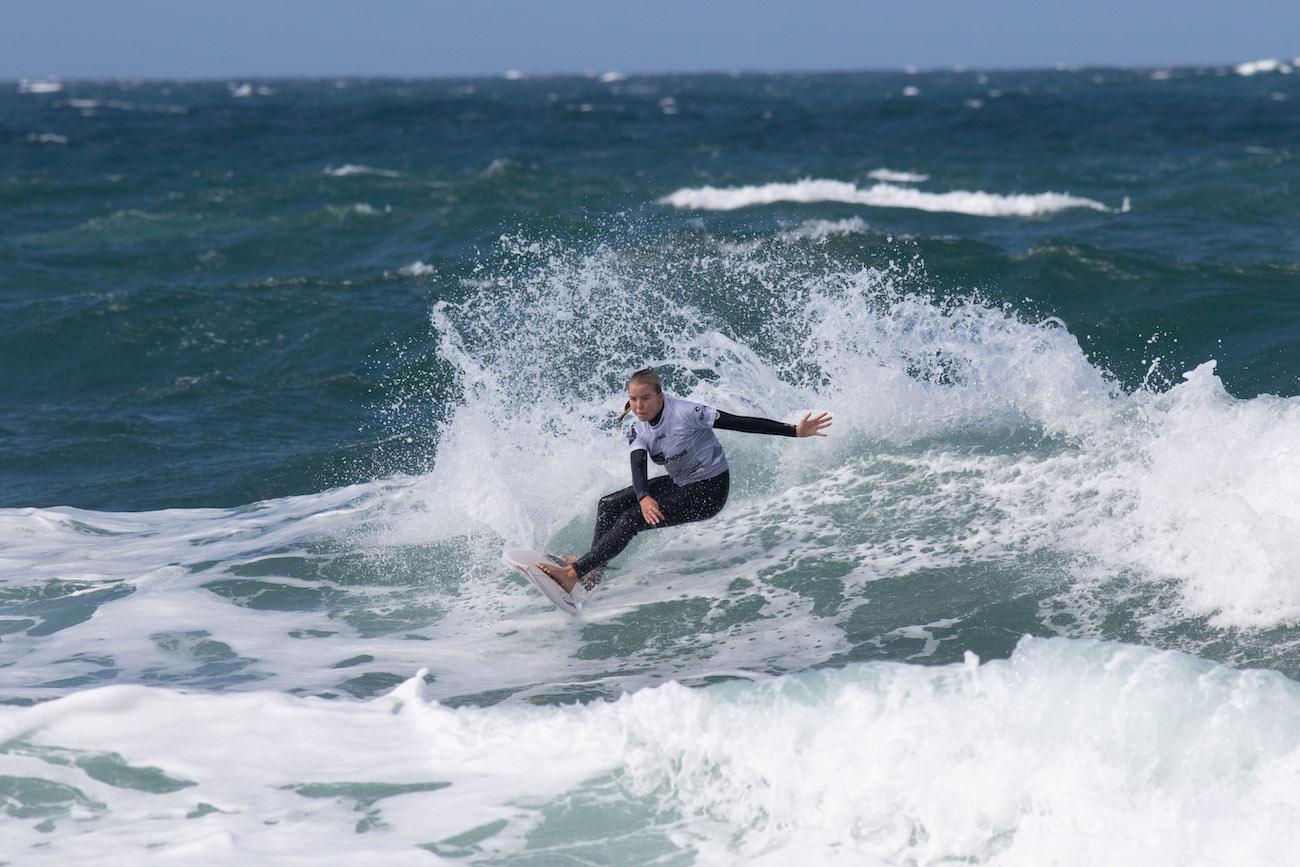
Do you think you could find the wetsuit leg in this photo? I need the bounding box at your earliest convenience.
[573,472,729,578]
[590,486,640,551]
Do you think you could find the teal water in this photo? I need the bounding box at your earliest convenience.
[2,67,1299,863]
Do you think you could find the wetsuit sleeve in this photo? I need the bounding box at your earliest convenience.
[626,423,647,452]
[630,449,650,500]
[713,410,797,437]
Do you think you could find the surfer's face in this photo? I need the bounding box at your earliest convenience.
[627,382,664,421]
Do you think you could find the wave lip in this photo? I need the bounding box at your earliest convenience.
[660,178,1120,217]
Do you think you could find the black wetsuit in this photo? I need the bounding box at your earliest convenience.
[571,407,796,582]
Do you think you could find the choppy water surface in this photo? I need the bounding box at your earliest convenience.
[2,66,1299,863]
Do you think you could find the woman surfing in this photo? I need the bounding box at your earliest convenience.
[536,368,832,594]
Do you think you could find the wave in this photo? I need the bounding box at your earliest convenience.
[58,98,187,115]
[5,234,1299,713]
[323,202,390,218]
[1235,58,1296,76]
[391,260,436,277]
[417,235,1298,646]
[660,178,1124,217]
[776,217,873,241]
[323,164,403,178]
[18,78,62,94]
[1,638,1295,864]
[227,83,274,98]
[867,168,929,183]
[478,158,516,178]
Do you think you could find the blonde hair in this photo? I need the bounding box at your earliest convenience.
[616,367,663,423]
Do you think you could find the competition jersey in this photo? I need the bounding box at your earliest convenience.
[626,395,729,486]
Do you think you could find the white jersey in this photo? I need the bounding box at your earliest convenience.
[626,395,729,486]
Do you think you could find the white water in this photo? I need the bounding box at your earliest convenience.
[1,638,1296,865]
[660,178,1118,217]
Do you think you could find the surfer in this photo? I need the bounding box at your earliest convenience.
[536,368,831,593]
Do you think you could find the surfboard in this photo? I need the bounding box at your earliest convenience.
[502,548,582,616]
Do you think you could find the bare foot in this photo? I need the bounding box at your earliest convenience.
[536,560,579,594]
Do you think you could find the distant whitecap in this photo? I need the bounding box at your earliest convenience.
[1235,58,1293,76]
[18,78,62,94]
[397,261,436,277]
[323,164,402,178]
[661,178,1120,218]
[867,168,929,183]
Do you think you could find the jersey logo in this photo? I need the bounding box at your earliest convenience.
[652,448,687,466]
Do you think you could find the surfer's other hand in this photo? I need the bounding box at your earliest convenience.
[640,495,664,525]
[796,411,832,438]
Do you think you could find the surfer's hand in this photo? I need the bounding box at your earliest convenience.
[796,411,833,437]
[640,496,663,525]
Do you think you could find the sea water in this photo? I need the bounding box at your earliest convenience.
[2,65,1299,863]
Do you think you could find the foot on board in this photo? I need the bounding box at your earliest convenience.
[536,558,579,594]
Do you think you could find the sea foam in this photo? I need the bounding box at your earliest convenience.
[660,178,1119,217]
[1,638,1296,864]
[408,234,1299,653]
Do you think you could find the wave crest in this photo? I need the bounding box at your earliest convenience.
[660,178,1120,217]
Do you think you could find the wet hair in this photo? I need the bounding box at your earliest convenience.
[616,367,663,423]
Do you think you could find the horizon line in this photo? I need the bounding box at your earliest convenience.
[6,57,1296,86]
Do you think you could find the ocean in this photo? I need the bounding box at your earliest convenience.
[2,64,1299,863]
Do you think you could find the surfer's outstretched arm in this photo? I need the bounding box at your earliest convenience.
[714,410,832,438]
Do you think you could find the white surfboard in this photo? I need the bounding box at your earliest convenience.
[502,548,582,616]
